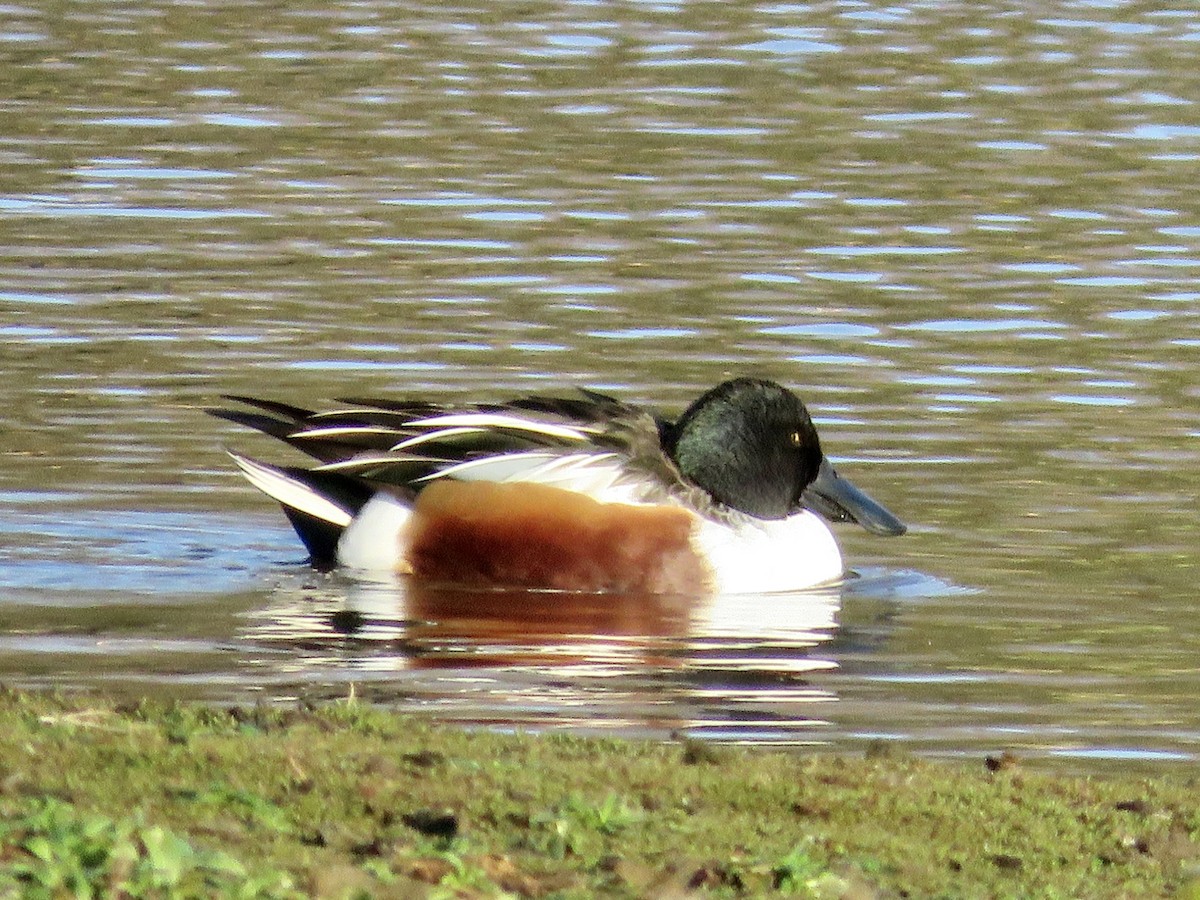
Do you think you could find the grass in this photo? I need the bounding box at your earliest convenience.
[0,686,1198,897]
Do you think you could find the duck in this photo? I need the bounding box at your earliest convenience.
[210,377,905,595]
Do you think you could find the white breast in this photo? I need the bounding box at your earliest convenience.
[692,510,844,594]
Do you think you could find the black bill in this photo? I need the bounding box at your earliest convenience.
[800,458,906,536]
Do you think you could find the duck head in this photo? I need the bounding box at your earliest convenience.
[664,378,905,535]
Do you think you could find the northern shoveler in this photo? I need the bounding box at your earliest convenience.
[211,377,905,594]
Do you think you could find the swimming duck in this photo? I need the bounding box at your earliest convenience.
[211,377,904,594]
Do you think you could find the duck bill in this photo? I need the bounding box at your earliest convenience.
[800,458,906,536]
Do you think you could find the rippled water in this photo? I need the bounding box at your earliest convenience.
[1,0,1198,770]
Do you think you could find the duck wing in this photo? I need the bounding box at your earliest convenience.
[211,388,698,505]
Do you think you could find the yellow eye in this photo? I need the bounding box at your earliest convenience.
[789,430,802,447]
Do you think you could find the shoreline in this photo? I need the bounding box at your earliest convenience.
[0,687,1196,897]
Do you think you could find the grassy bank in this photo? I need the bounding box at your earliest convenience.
[0,688,1197,898]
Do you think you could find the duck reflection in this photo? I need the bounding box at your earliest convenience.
[252,575,841,659]
[243,575,844,741]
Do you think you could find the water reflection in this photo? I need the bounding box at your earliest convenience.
[252,574,841,653]
[243,574,843,739]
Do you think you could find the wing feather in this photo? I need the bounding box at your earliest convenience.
[229,452,354,527]
[213,387,697,508]
[405,412,598,442]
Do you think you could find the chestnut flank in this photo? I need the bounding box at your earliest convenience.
[404,480,708,594]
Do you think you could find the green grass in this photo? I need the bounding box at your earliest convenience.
[0,686,1198,897]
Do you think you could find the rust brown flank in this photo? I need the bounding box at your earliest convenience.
[403,480,709,594]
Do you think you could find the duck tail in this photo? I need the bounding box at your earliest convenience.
[227,452,372,568]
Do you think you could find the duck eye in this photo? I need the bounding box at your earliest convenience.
[788,430,802,447]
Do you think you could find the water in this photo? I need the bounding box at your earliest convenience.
[1,0,1198,770]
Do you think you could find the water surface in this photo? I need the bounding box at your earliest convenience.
[1,0,1198,770]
